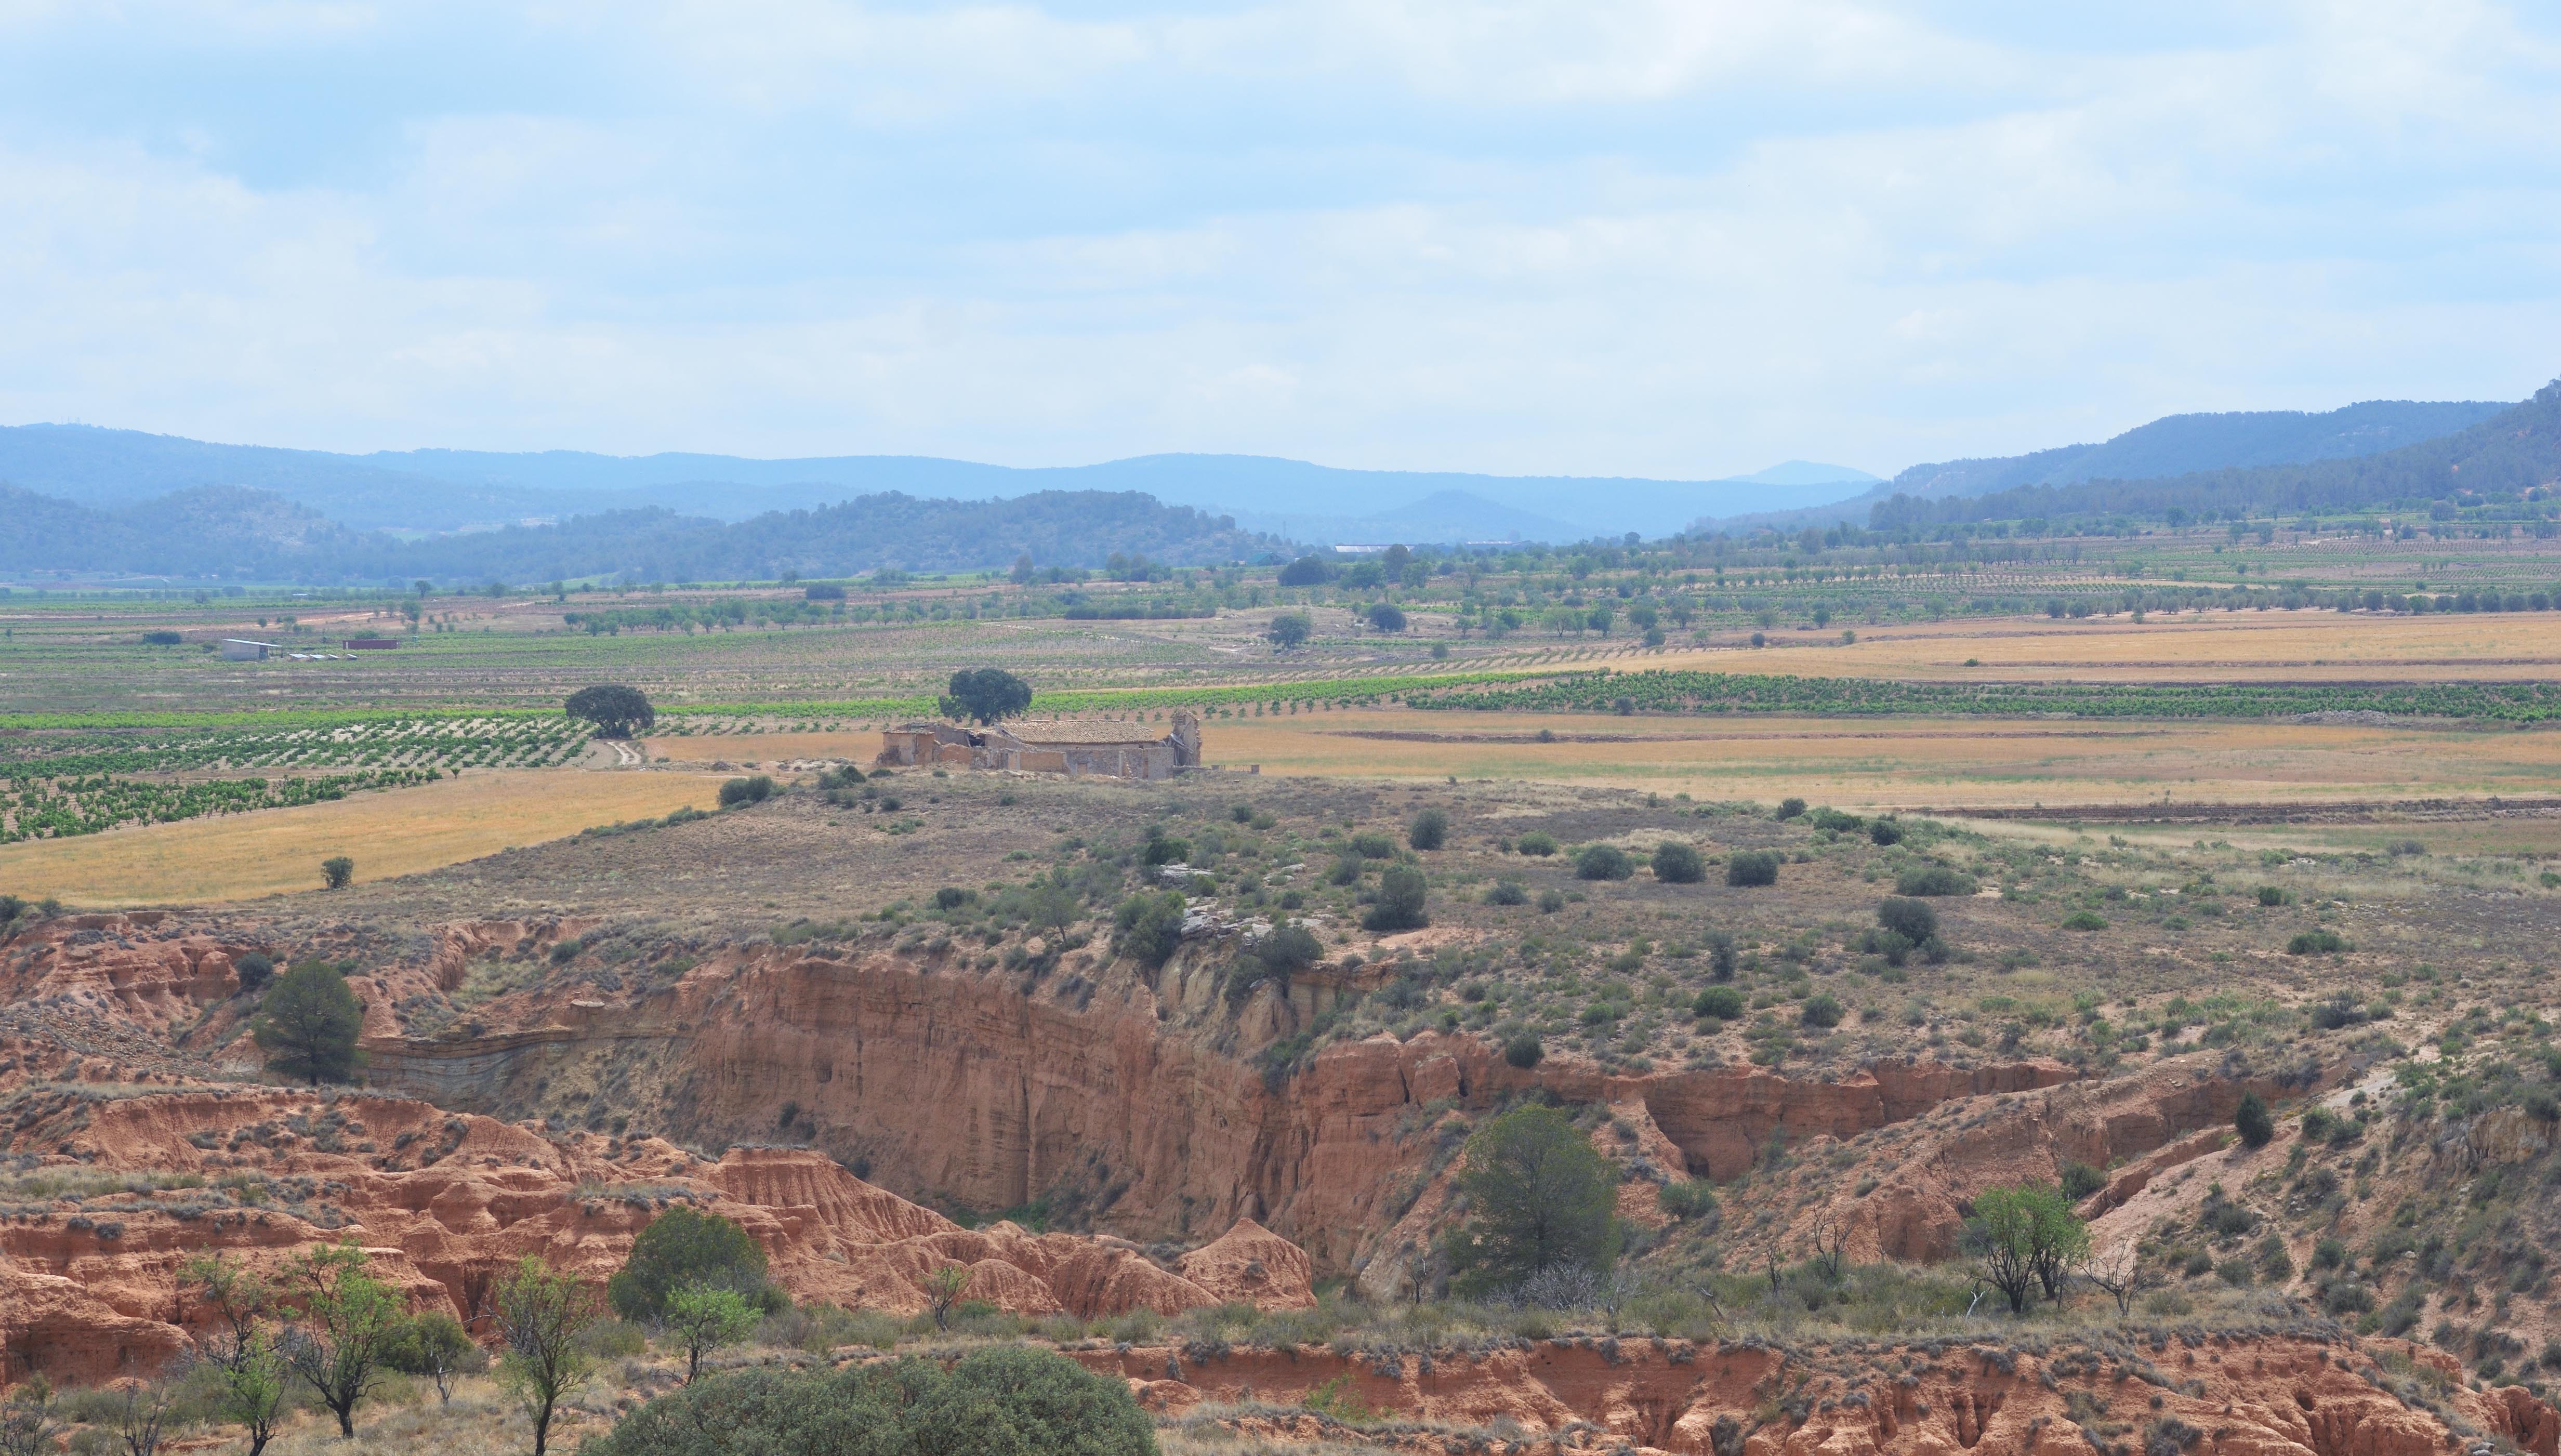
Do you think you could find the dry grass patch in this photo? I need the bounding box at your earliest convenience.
[1646,611,2561,683]
[1206,709,2561,810]
[0,769,728,907]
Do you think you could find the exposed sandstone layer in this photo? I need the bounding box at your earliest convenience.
[1089,1334,2557,1456]
[359,935,2078,1274]
[0,1089,1309,1386]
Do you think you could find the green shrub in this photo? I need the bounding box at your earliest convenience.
[1894,864,1976,896]
[1651,842,1705,884]
[1350,831,1396,859]
[1503,1034,1543,1068]
[1867,819,1904,846]
[232,952,275,995]
[1362,865,1429,933]
[1725,851,1778,887]
[2061,1161,2106,1200]
[2255,885,2286,906]
[1657,1179,1719,1223]
[1877,897,1938,943]
[583,1347,1153,1456]
[1484,880,1528,906]
[1536,889,1566,914]
[2062,910,2108,931]
[1808,808,1862,832]
[2234,1091,2274,1148]
[1113,892,1187,967]
[718,775,775,808]
[1774,798,1806,820]
[2287,929,2350,956]
[1515,831,1558,856]
[1407,810,1449,851]
[1692,986,1744,1021]
[1574,844,1633,881]
[1327,854,1362,885]
[1799,992,1845,1029]
[608,1206,770,1323]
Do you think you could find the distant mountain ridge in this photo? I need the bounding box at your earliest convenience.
[1868,382,2561,530]
[1687,395,2516,535]
[1887,399,2508,499]
[0,425,1874,542]
[0,485,1279,581]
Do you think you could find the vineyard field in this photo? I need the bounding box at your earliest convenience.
[1416,670,2561,722]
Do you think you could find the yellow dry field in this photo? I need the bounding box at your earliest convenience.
[1194,709,2561,811]
[0,770,728,908]
[1631,611,2561,683]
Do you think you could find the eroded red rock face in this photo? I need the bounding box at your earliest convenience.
[359,939,2082,1275]
[0,1090,1310,1385]
[1088,1335,2557,1456]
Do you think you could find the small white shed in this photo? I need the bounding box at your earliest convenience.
[220,639,280,661]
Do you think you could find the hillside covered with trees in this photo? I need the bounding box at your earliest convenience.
[1868,379,2561,531]
[0,486,1284,583]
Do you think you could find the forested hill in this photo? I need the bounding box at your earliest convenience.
[384,491,1277,580]
[1869,380,2561,529]
[0,486,1282,582]
[1887,398,2507,500]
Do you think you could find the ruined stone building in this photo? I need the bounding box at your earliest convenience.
[877,710,1202,780]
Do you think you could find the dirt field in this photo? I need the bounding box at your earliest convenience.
[1642,610,2561,683]
[0,769,728,907]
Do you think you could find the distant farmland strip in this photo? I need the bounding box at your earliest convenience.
[1412,670,2561,722]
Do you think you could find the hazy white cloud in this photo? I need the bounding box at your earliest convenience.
[0,0,2556,476]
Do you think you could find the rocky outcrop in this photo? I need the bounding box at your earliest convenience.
[358,938,2078,1274]
[0,1088,1311,1385]
[1727,1053,2330,1265]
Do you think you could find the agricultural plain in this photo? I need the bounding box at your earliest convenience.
[0,767,726,905]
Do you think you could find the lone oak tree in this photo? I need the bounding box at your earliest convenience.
[938,668,1033,726]
[565,684,656,738]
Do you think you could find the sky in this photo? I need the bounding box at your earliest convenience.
[2,1,2558,481]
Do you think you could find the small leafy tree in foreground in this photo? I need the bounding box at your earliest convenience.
[1965,1184,2089,1315]
[320,856,354,890]
[182,1252,288,1454]
[665,1283,760,1383]
[923,1265,972,1332]
[382,1308,482,1403]
[493,1256,601,1456]
[278,1241,404,1437]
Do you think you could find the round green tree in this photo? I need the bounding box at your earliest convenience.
[565,685,656,738]
[1363,864,1429,932]
[1444,1104,1619,1294]
[252,961,365,1085]
[938,668,1033,726]
[607,1206,770,1323]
